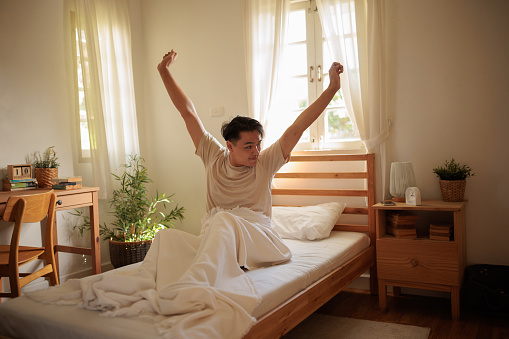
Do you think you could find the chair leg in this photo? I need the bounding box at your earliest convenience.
[9,277,20,299]
[45,250,59,286]
[8,264,21,298]
[49,265,59,286]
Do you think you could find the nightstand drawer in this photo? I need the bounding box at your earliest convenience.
[377,239,460,286]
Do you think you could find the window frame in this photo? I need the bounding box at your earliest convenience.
[287,0,364,152]
[70,11,91,163]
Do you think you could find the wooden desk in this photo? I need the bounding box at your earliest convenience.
[0,187,101,276]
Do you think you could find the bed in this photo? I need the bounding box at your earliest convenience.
[0,153,377,339]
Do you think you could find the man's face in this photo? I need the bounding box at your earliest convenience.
[227,130,262,167]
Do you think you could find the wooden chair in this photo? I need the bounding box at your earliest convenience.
[0,190,59,300]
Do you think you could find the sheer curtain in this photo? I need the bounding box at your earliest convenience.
[243,0,290,143]
[317,0,389,198]
[75,0,139,199]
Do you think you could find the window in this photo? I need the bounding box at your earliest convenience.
[270,0,361,151]
[71,11,91,161]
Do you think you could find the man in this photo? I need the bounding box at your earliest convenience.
[157,49,343,222]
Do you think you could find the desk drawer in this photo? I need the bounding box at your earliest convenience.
[377,239,459,286]
[56,191,93,210]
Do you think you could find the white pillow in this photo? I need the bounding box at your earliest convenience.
[271,202,346,240]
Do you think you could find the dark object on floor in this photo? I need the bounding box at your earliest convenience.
[461,264,509,318]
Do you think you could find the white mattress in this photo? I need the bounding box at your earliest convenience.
[0,231,369,339]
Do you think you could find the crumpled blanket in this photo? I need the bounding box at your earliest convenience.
[25,207,291,339]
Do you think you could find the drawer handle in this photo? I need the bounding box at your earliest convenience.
[411,259,418,267]
[57,200,63,206]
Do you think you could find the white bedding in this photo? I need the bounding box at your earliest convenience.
[0,231,369,339]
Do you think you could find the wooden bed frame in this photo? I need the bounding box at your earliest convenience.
[0,153,377,339]
[245,153,377,338]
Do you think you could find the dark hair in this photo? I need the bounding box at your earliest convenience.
[221,116,264,144]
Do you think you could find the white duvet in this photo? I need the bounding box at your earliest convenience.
[25,207,291,339]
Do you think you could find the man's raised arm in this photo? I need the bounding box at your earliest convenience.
[279,62,344,159]
[157,50,205,149]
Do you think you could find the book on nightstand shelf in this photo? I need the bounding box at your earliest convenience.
[429,223,453,241]
[386,211,419,239]
[3,179,38,191]
[51,176,83,190]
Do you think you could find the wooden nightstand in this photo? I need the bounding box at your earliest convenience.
[373,200,467,320]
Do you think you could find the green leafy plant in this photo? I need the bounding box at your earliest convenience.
[432,158,475,181]
[72,154,184,242]
[32,146,59,168]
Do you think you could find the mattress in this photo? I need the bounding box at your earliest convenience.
[0,231,369,339]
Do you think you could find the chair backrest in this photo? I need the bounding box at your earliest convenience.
[2,190,57,251]
[3,190,56,224]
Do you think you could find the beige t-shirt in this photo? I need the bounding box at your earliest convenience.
[196,132,288,217]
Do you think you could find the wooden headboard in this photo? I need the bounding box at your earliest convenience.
[271,153,376,245]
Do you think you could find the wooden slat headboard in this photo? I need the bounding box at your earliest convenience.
[272,153,376,243]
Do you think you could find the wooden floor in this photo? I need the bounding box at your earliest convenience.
[317,289,509,339]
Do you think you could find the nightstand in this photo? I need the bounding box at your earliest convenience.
[373,200,467,320]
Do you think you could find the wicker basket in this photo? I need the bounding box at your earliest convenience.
[35,168,58,188]
[439,180,466,202]
[109,239,153,268]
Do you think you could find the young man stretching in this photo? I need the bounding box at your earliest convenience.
[157,49,343,224]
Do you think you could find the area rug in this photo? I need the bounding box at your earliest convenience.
[283,313,431,339]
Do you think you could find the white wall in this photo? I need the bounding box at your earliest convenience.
[384,0,509,265]
[0,0,508,293]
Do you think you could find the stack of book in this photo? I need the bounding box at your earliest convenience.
[3,178,38,191]
[386,211,419,239]
[429,223,453,241]
[51,177,83,190]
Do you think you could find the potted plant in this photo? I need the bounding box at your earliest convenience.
[432,158,474,202]
[73,154,184,268]
[32,146,59,188]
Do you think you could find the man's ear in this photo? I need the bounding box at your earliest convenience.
[226,140,233,151]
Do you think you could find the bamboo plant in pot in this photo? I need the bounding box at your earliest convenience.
[432,158,474,202]
[74,154,184,268]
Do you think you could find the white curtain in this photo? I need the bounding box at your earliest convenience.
[317,0,389,198]
[75,0,140,199]
[243,0,290,141]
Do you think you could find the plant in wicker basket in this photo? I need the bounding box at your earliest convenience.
[432,158,475,202]
[72,154,184,268]
[32,146,59,188]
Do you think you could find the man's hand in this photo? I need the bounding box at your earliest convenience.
[328,62,344,92]
[157,49,178,73]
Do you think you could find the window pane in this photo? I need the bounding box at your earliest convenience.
[283,43,307,76]
[80,121,91,150]
[278,76,308,111]
[288,9,306,43]
[72,18,91,160]
[323,41,332,70]
[326,108,357,140]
